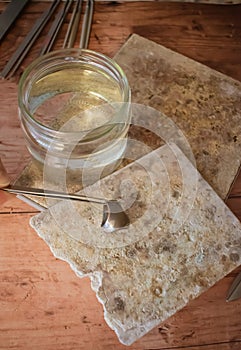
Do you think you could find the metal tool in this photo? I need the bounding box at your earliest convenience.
[0,0,29,42]
[0,0,61,78]
[79,0,94,49]
[63,0,83,48]
[226,271,241,302]
[40,0,73,55]
[2,185,130,233]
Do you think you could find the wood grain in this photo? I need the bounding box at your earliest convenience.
[0,2,241,349]
[0,2,241,79]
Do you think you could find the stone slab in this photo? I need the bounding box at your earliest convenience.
[30,143,241,345]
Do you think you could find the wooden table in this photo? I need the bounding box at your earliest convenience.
[1,1,241,349]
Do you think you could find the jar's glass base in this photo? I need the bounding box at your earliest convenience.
[27,138,127,191]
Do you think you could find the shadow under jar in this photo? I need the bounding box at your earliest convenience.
[18,49,131,188]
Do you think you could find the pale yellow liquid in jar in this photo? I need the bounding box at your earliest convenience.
[30,64,124,132]
[27,64,129,175]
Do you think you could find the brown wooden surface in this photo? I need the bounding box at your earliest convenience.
[0,2,241,349]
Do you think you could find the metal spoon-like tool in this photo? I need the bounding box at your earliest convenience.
[2,185,130,233]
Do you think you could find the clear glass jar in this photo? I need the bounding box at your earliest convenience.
[18,49,131,187]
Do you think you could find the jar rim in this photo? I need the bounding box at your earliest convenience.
[18,48,131,138]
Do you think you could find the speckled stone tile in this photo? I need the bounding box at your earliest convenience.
[31,143,241,345]
[114,34,241,200]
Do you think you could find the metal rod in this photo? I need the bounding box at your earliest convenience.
[0,0,30,42]
[0,0,60,79]
[63,0,83,48]
[3,185,106,205]
[226,272,241,302]
[79,0,94,49]
[40,0,74,56]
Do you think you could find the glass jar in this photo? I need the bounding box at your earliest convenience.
[18,49,131,188]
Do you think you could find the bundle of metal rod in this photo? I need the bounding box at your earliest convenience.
[0,0,95,79]
[43,0,95,52]
[41,0,95,53]
[39,0,74,55]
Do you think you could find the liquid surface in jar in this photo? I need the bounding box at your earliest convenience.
[29,65,124,132]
